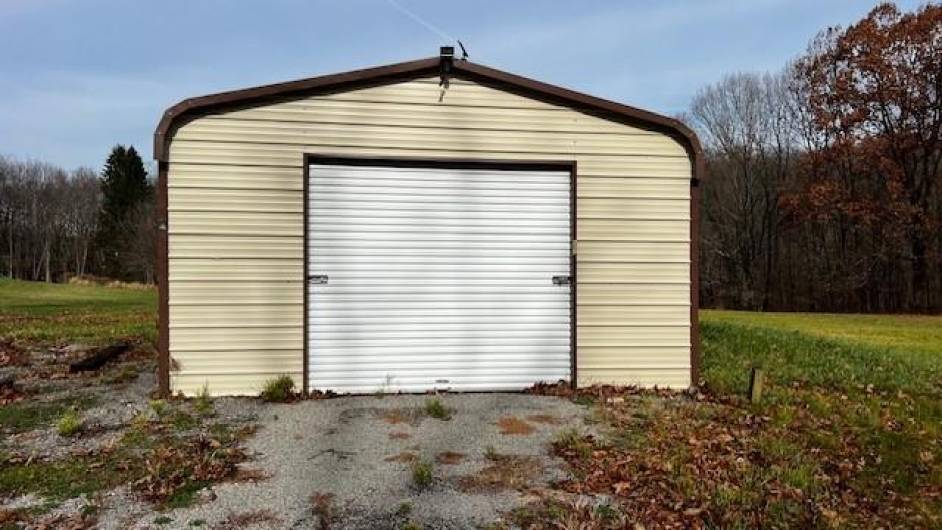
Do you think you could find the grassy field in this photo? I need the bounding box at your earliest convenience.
[701,309,942,397]
[0,278,156,345]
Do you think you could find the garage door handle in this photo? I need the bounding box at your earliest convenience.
[307,275,328,285]
[552,275,572,285]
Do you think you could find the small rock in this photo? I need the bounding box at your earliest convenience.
[197,488,217,503]
[605,396,624,404]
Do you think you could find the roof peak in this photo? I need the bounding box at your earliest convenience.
[153,56,702,183]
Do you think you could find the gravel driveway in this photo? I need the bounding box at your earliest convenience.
[101,393,593,529]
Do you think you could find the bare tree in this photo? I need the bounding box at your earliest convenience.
[0,156,106,282]
[685,71,797,310]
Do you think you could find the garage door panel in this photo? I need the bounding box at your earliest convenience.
[307,309,570,319]
[306,347,572,358]
[307,164,572,393]
[308,337,569,348]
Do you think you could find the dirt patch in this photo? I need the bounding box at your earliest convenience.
[526,414,562,425]
[434,451,466,465]
[497,416,535,435]
[378,407,424,426]
[388,431,411,440]
[458,453,543,492]
[384,451,419,463]
[230,467,271,483]
[309,492,335,530]
[0,509,27,527]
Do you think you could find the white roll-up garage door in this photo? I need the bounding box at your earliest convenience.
[306,163,572,393]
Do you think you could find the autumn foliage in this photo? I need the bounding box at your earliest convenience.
[693,3,941,312]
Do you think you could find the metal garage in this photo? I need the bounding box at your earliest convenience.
[154,48,704,396]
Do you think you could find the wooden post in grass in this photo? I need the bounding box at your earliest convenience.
[749,367,764,403]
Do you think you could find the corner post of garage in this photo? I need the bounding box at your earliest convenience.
[156,160,170,397]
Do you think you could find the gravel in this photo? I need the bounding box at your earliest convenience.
[97,393,593,529]
[5,369,157,461]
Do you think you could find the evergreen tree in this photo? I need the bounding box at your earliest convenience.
[96,145,153,280]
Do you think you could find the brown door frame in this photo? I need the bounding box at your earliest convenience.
[302,153,578,394]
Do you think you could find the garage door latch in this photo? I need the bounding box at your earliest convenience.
[307,275,328,285]
[552,275,572,285]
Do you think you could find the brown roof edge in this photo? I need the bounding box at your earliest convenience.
[453,61,704,178]
[152,56,705,183]
[153,57,439,162]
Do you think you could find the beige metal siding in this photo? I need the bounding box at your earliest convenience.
[166,76,691,395]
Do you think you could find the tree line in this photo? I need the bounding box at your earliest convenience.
[687,3,941,313]
[0,146,155,283]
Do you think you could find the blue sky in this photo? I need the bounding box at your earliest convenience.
[0,0,922,170]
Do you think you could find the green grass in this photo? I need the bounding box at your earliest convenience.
[411,460,433,489]
[697,310,941,525]
[0,456,112,501]
[259,375,296,402]
[701,310,942,396]
[55,409,83,437]
[704,309,942,361]
[0,395,98,433]
[0,277,156,345]
[423,398,451,420]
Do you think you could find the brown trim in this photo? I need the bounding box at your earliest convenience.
[690,170,703,386]
[156,162,170,396]
[302,161,311,395]
[569,161,578,389]
[154,56,704,390]
[302,154,578,391]
[154,57,440,162]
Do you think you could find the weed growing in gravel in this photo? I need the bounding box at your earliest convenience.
[56,409,82,437]
[260,375,295,402]
[401,521,423,530]
[149,399,168,418]
[154,515,172,525]
[553,428,593,460]
[129,411,150,432]
[484,445,499,460]
[193,385,213,417]
[496,416,535,435]
[423,398,451,420]
[170,410,198,432]
[411,460,434,489]
[396,502,413,516]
